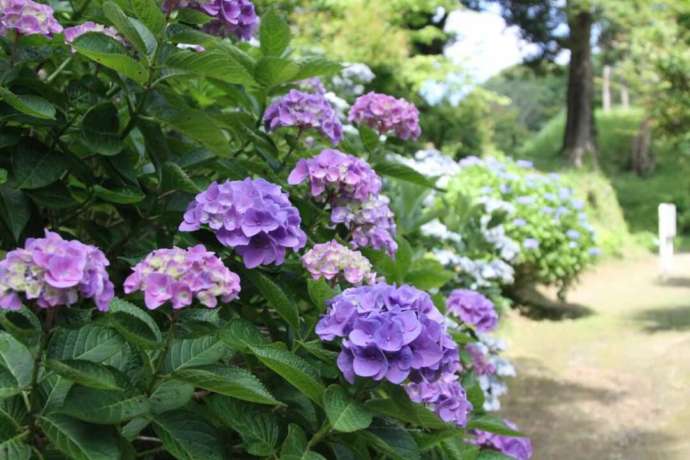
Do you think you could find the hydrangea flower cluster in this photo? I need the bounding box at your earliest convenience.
[288,149,382,202]
[332,195,398,256]
[199,0,259,40]
[63,22,121,46]
[179,178,307,268]
[298,78,327,95]
[264,90,343,145]
[471,419,533,460]
[0,230,113,311]
[476,334,516,412]
[348,92,421,140]
[405,375,473,426]
[124,245,240,310]
[317,283,460,386]
[447,289,498,333]
[302,241,376,285]
[466,343,496,376]
[0,0,63,37]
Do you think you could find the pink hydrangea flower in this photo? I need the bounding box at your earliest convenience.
[348,92,421,140]
[302,240,376,285]
[63,21,121,47]
[0,0,63,37]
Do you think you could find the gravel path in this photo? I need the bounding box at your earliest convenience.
[499,253,690,459]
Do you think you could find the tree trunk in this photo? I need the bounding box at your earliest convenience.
[602,65,612,112]
[620,83,630,108]
[563,8,596,167]
[630,118,654,176]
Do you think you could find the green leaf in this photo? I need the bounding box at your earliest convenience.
[165,50,256,86]
[404,263,455,290]
[372,160,436,189]
[0,186,29,242]
[153,410,224,460]
[159,109,231,156]
[130,0,165,36]
[359,126,379,152]
[467,415,522,437]
[60,386,149,424]
[463,373,485,411]
[46,359,122,391]
[48,324,127,364]
[306,279,335,313]
[323,385,372,433]
[220,317,267,351]
[244,271,299,330]
[0,368,19,399]
[103,1,151,56]
[37,414,120,460]
[260,10,291,57]
[207,397,279,457]
[80,102,123,156]
[294,58,342,80]
[162,334,229,373]
[0,434,31,460]
[0,87,55,120]
[364,423,420,460]
[27,183,79,209]
[0,332,32,389]
[174,365,280,405]
[161,162,200,193]
[149,379,194,415]
[107,297,162,348]
[477,452,513,460]
[12,141,67,190]
[93,184,145,204]
[74,33,148,84]
[248,345,324,404]
[255,57,300,87]
[365,386,447,430]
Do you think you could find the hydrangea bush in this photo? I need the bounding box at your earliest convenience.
[0,2,531,459]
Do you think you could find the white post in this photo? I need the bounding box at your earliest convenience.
[658,203,676,279]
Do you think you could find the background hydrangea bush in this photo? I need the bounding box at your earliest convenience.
[0,1,532,459]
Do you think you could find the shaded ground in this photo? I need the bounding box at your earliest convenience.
[499,254,690,459]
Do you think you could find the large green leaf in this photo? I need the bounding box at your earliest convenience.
[153,410,224,460]
[244,271,299,330]
[60,386,149,424]
[404,260,455,290]
[280,424,327,460]
[306,279,336,314]
[159,108,231,156]
[103,1,152,56]
[0,434,31,460]
[219,317,267,351]
[174,365,279,405]
[294,58,342,80]
[46,359,122,391]
[161,334,229,373]
[12,141,67,190]
[161,162,200,193]
[106,298,161,349]
[0,186,29,242]
[323,385,372,433]
[0,368,19,399]
[248,345,324,404]
[0,87,55,120]
[364,423,421,460]
[149,379,194,415]
[37,414,120,460]
[48,324,127,364]
[207,397,279,457]
[255,57,300,87]
[467,415,522,437]
[260,10,291,57]
[80,102,123,156]
[73,33,148,84]
[165,50,256,86]
[372,160,436,189]
[130,0,165,35]
[93,184,145,204]
[0,332,32,390]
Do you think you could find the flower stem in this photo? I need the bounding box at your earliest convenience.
[306,420,331,450]
[148,310,178,392]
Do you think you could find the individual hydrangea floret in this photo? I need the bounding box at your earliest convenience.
[0,230,113,311]
[349,92,421,140]
[63,22,121,46]
[124,245,240,310]
[317,283,460,385]
[264,90,343,145]
[332,195,398,256]
[288,149,382,202]
[198,0,259,40]
[405,375,473,427]
[302,240,376,285]
[0,0,63,37]
[447,289,498,333]
[471,419,533,460]
[179,178,307,269]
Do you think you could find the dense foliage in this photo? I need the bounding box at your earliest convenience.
[0,1,532,459]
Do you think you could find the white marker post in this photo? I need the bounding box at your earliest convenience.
[658,203,676,279]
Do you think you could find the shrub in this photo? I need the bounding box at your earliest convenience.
[0,1,530,459]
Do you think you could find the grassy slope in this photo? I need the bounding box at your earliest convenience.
[517,108,690,252]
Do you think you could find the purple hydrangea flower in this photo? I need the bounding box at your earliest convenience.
[179,178,307,268]
[302,240,376,285]
[298,78,327,95]
[0,230,113,311]
[199,0,259,40]
[348,92,421,140]
[331,195,398,257]
[405,375,473,427]
[446,289,498,333]
[0,0,63,37]
[466,343,496,376]
[288,149,382,202]
[471,419,533,460]
[63,21,121,47]
[124,245,240,310]
[264,90,343,145]
[317,283,460,385]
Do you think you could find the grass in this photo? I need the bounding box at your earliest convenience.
[516,108,690,253]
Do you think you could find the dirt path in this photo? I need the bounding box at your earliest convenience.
[499,253,690,460]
